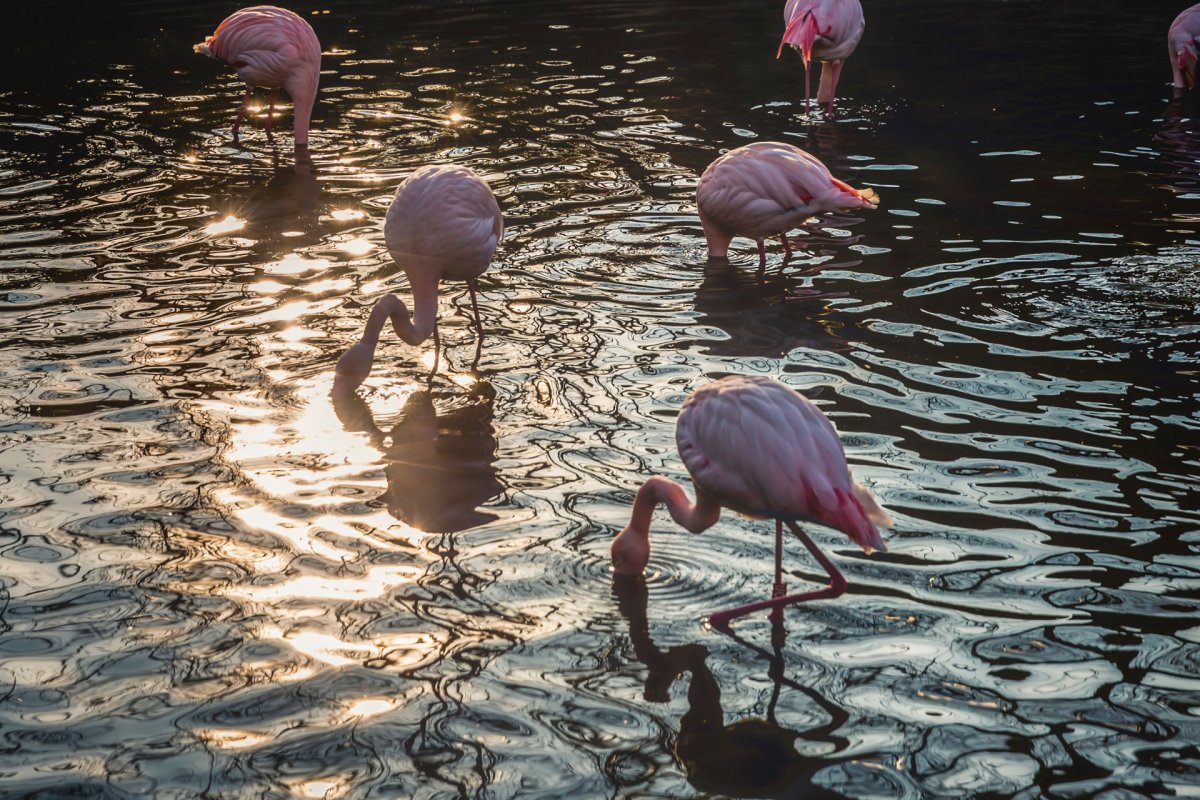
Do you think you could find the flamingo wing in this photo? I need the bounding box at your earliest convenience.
[697,142,873,239]
[677,376,889,551]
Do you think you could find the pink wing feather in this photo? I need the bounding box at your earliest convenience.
[677,375,889,552]
[695,141,877,242]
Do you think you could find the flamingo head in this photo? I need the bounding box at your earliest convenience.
[611,524,650,576]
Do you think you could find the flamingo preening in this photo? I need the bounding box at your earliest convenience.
[194,5,321,145]
[1169,4,1200,90]
[335,165,504,386]
[696,141,878,268]
[777,0,864,114]
[610,375,891,628]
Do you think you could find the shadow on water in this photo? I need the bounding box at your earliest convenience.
[682,253,864,359]
[331,381,503,534]
[614,575,855,800]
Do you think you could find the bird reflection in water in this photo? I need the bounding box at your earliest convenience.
[613,575,853,799]
[690,257,858,359]
[224,144,323,248]
[331,380,503,534]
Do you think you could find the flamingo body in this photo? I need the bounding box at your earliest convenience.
[678,377,887,549]
[195,5,321,144]
[696,141,878,265]
[611,376,890,627]
[777,0,864,113]
[336,165,503,386]
[1169,4,1200,89]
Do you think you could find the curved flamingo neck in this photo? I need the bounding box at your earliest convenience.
[399,271,439,345]
[612,476,722,575]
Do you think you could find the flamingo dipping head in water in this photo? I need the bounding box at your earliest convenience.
[194,5,321,145]
[696,141,878,268]
[610,375,891,628]
[777,0,865,114]
[335,164,504,387]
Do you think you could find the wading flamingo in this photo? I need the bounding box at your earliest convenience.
[1169,4,1200,89]
[696,141,878,268]
[610,375,891,628]
[777,0,864,114]
[335,164,503,385]
[194,5,321,145]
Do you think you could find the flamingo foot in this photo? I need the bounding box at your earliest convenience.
[709,579,845,628]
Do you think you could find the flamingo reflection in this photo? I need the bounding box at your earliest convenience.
[614,575,852,798]
[237,146,322,243]
[331,381,503,533]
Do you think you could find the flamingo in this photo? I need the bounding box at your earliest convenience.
[335,164,503,386]
[610,375,891,628]
[777,0,865,114]
[194,5,321,145]
[696,141,878,268]
[1169,4,1200,90]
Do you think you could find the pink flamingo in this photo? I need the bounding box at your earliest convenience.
[335,165,503,386]
[194,5,321,145]
[610,375,891,628]
[696,141,878,268]
[777,0,865,114]
[1169,4,1200,90]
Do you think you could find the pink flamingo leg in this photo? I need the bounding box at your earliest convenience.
[708,520,847,628]
[778,233,793,262]
[265,88,278,138]
[805,66,812,114]
[231,86,253,139]
[756,239,768,270]
[468,278,484,340]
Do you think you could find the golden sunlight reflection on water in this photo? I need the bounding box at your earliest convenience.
[267,252,332,275]
[204,215,246,236]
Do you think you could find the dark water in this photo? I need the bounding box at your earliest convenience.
[2,0,1199,797]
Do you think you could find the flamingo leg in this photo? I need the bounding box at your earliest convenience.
[769,519,786,622]
[820,61,845,115]
[805,65,812,114]
[708,520,847,629]
[467,278,484,341]
[426,323,440,387]
[779,233,793,262]
[756,239,768,271]
[231,86,253,139]
[265,88,278,138]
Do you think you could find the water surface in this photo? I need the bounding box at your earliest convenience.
[1,1,1199,797]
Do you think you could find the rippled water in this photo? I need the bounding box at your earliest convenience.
[2,0,1199,797]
